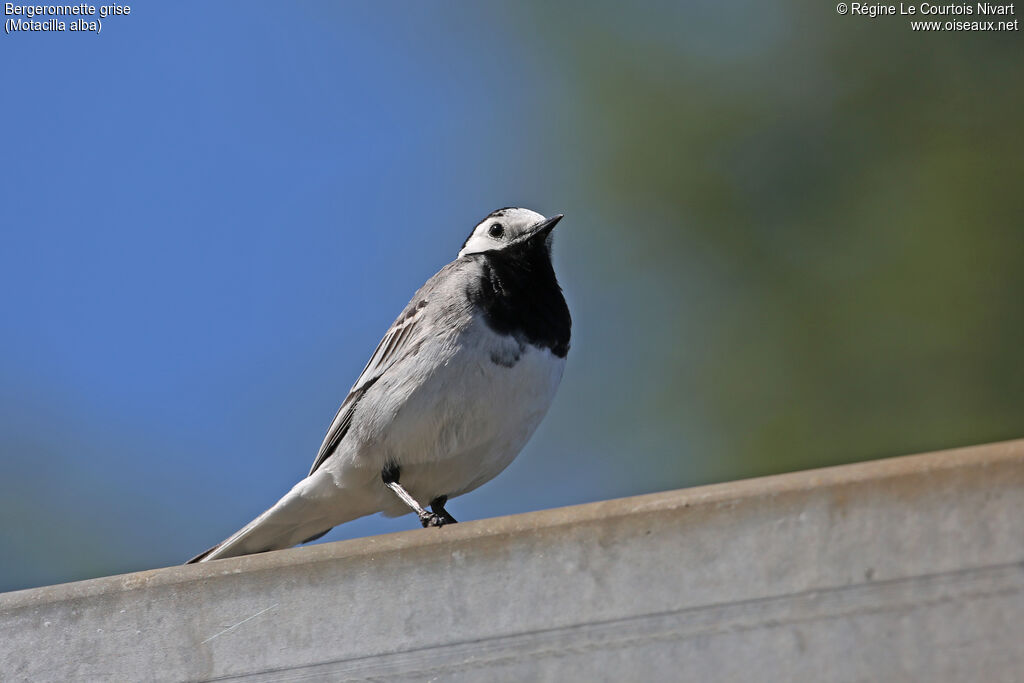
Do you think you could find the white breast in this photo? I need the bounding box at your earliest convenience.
[333,317,566,515]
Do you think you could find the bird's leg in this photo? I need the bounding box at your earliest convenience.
[430,495,458,525]
[381,464,445,528]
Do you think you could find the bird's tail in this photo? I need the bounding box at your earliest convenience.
[187,472,361,563]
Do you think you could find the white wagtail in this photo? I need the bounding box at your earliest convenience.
[189,208,570,562]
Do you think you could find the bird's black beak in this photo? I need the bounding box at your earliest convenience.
[526,214,563,241]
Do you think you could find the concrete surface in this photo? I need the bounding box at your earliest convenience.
[1,439,1022,682]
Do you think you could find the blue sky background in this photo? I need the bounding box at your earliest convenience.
[2,2,1021,592]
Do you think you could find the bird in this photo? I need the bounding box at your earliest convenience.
[188,207,570,562]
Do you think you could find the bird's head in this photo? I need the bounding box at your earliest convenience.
[458,207,563,258]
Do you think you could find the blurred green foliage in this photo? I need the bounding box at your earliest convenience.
[526,1,1023,484]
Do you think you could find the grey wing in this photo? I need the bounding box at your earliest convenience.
[308,297,431,475]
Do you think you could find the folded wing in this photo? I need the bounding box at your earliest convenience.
[307,298,431,475]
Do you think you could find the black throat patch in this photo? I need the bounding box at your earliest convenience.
[467,239,571,358]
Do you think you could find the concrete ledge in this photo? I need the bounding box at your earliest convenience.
[2,440,1022,681]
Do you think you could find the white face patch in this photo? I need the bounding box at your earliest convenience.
[458,207,548,258]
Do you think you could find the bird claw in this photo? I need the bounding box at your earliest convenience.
[419,512,447,528]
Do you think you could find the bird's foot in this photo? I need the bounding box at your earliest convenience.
[382,467,458,529]
[419,511,448,528]
[429,496,458,526]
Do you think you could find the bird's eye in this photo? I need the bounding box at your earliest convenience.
[488,223,505,238]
